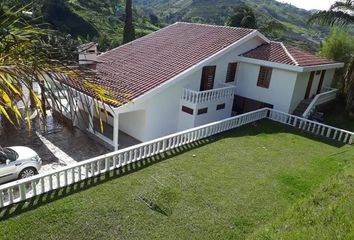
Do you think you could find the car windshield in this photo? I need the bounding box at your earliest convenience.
[3,148,19,161]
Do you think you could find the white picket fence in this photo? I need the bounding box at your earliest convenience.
[269,109,354,144]
[0,108,353,208]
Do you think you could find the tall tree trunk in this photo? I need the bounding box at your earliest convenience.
[123,0,135,44]
[345,57,354,115]
[40,81,47,117]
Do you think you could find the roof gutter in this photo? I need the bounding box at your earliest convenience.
[300,62,345,72]
[236,56,345,73]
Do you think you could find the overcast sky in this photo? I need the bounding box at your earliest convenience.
[276,0,336,10]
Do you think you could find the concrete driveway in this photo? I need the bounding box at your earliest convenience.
[0,111,111,173]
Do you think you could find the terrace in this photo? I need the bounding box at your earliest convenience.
[1,118,354,239]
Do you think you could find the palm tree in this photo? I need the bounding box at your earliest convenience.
[308,0,354,114]
[0,5,118,129]
[308,0,354,26]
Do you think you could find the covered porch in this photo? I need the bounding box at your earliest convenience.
[46,82,140,151]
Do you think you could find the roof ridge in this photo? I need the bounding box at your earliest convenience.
[175,21,256,32]
[280,42,299,66]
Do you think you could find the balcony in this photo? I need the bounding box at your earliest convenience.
[182,85,236,104]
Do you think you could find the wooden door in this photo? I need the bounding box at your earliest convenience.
[200,66,216,91]
[316,70,326,94]
[305,71,315,99]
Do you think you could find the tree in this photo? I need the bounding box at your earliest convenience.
[320,29,354,92]
[308,0,354,26]
[226,5,257,29]
[149,13,159,26]
[226,4,285,35]
[123,0,135,44]
[309,0,354,114]
[0,5,118,129]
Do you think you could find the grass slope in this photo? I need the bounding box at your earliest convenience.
[0,121,353,239]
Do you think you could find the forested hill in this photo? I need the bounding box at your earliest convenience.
[67,0,158,50]
[133,0,330,52]
[3,0,159,51]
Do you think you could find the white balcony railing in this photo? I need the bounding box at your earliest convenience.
[302,87,339,118]
[182,85,236,104]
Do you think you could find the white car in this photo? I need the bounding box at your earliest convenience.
[0,146,42,184]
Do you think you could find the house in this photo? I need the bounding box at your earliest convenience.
[57,22,344,150]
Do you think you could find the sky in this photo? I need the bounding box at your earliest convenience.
[276,0,336,10]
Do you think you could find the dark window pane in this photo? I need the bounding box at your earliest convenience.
[216,103,226,110]
[197,108,208,115]
[182,106,194,115]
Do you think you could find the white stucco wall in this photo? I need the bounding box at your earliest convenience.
[235,62,298,112]
[177,97,234,131]
[119,110,146,141]
[289,72,309,113]
[323,69,335,88]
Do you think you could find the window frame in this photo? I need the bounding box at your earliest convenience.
[257,66,273,88]
[225,62,238,83]
[197,108,208,115]
[182,106,194,115]
[216,103,226,110]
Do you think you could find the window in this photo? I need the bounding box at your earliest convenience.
[197,108,208,115]
[216,103,226,110]
[225,63,238,83]
[182,106,193,115]
[257,66,272,88]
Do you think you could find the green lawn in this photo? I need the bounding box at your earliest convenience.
[1,121,353,240]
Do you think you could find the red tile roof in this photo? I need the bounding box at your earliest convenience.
[242,42,337,66]
[67,23,255,106]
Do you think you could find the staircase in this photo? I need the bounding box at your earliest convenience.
[292,99,313,117]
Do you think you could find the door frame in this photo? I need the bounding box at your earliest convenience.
[305,71,315,99]
[200,66,216,91]
[316,70,326,94]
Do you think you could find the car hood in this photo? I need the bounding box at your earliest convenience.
[8,146,38,161]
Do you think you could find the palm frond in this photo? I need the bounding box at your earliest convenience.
[308,10,354,26]
[330,0,354,11]
[0,5,128,131]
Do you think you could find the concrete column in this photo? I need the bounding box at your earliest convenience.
[113,113,119,151]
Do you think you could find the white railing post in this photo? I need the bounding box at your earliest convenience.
[181,85,236,104]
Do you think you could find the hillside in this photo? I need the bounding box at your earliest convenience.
[3,0,159,51]
[68,0,159,51]
[133,0,330,52]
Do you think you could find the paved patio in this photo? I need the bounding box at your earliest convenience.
[0,111,139,174]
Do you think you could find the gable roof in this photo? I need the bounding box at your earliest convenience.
[241,42,337,67]
[85,22,256,106]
